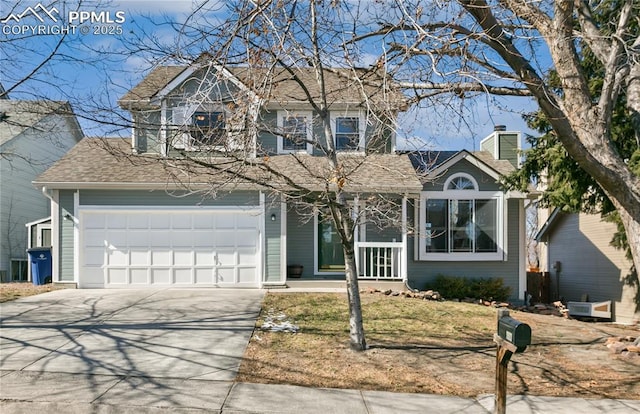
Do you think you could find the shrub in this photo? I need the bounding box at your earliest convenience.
[432,274,470,299]
[470,277,511,302]
[431,275,511,302]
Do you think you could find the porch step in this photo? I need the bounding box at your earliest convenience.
[286,279,407,291]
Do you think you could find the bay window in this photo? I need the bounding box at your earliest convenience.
[419,174,504,261]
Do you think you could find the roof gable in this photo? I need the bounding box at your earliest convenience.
[119,60,407,111]
[409,150,515,181]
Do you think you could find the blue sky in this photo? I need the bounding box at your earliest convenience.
[2,0,538,150]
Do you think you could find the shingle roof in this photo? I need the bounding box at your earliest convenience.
[0,100,70,145]
[405,150,515,177]
[119,66,187,108]
[471,150,516,176]
[35,138,423,194]
[119,64,407,110]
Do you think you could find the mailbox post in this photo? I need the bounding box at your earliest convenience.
[494,308,531,414]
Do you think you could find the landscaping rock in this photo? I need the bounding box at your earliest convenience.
[606,341,628,354]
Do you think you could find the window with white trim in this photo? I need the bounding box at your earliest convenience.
[277,111,312,153]
[331,112,365,151]
[419,174,504,261]
[190,111,226,146]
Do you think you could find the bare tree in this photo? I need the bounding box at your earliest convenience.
[349,0,640,277]
[110,0,422,351]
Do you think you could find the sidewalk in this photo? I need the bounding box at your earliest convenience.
[1,371,639,413]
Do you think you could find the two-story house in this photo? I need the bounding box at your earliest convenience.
[34,58,528,302]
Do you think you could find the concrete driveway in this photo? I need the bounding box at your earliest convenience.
[1,288,263,381]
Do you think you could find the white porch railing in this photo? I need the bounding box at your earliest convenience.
[355,242,403,280]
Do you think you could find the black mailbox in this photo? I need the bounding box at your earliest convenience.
[498,316,531,352]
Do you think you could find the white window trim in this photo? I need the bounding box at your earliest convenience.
[277,110,313,154]
[443,172,478,191]
[330,111,366,152]
[418,190,505,261]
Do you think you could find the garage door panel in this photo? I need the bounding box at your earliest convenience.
[172,215,191,229]
[236,230,258,247]
[151,250,172,266]
[215,230,239,247]
[195,268,215,284]
[150,214,170,229]
[174,268,192,284]
[128,215,149,229]
[174,250,193,266]
[83,247,104,267]
[107,214,127,229]
[149,232,172,246]
[107,268,128,285]
[217,268,235,283]
[128,231,149,246]
[238,249,257,265]
[238,267,256,283]
[171,231,194,247]
[193,232,213,247]
[130,268,149,284]
[107,230,127,246]
[236,214,259,228]
[150,268,171,284]
[81,209,261,288]
[107,249,128,266]
[216,250,237,266]
[130,250,149,265]
[194,250,214,265]
[193,214,214,229]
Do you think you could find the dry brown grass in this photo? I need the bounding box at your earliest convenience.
[237,292,640,399]
[0,282,64,303]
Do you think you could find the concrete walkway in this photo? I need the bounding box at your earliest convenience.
[2,289,639,413]
[2,373,639,413]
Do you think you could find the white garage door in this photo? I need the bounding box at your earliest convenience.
[79,209,261,288]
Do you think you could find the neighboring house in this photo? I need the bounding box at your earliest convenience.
[0,100,83,282]
[536,209,639,324]
[33,59,528,301]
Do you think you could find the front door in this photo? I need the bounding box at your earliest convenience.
[317,217,345,272]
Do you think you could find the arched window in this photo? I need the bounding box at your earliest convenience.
[444,173,478,191]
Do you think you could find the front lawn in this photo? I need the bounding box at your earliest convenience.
[237,292,640,398]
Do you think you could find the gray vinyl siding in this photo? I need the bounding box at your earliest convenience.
[286,208,315,277]
[257,111,278,154]
[407,198,521,301]
[546,213,638,324]
[498,133,519,168]
[364,224,402,243]
[264,202,282,283]
[79,190,260,207]
[59,191,75,282]
[134,111,161,153]
[423,159,501,192]
[481,135,494,155]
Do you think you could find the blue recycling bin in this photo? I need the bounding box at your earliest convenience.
[27,247,52,285]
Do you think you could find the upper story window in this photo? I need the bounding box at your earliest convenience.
[278,111,312,154]
[332,112,365,151]
[419,173,504,261]
[191,111,226,146]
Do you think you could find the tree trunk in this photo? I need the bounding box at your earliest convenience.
[618,207,640,276]
[344,241,367,351]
